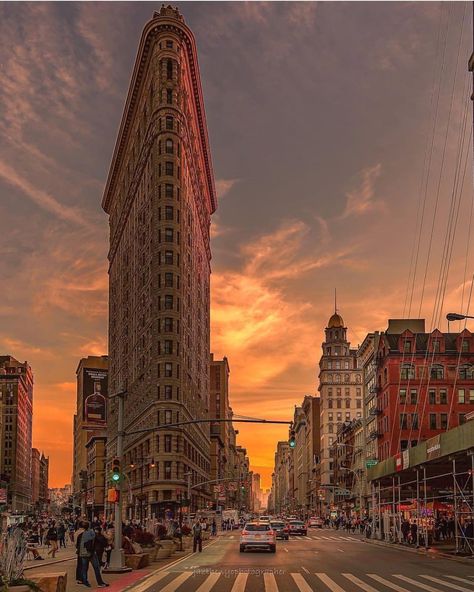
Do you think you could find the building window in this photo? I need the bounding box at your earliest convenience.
[164,364,172,378]
[164,272,173,288]
[470,389,474,404]
[164,435,172,452]
[166,40,173,49]
[399,389,407,404]
[429,389,436,405]
[345,374,350,382]
[400,364,415,380]
[164,410,172,424]
[430,365,444,380]
[440,389,447,405]
[337,388,341,396]
[336,399,341,409]
[165,206,174,220]
[164,385,172,399]
[164,295,173,310]
[459,413,466,425]
[410,390,417,405]
[400,414,408,429]
[165,139,174,154]
[403,340,411,353]
[440,413,448,429]
[165,161,174,176]
[345,399,350,409]
[164,340,173,354]
[166,116,173,130]
[165,184,173,198]
[459,365,471,380]
[167,89,173,104]
[356,399,361,408]
[164,318,173,332]
[429,414,437,430]
[164,250,173,265]
[165,228,174,242]
[411,413,418,429]
[167,59,173,80]
[328,400,333,409]
[164,461,172,479]
[432,340,440,352]
[458,389,465,404]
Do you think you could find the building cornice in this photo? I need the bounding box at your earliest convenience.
[102,12,216,215]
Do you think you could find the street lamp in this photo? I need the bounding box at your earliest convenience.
[446,312,474,322]
[128,457,155,524]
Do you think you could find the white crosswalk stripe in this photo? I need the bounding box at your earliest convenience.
[129,571,169,592]
[316,573,346,592]
[291,573,313,592]
[264,573,278,592]
[395,575,442,592]
[367,574,412,592]
[160,572,193,592]
[420,576,473,592]
[446,576,474,586]
[342,573,379,592]
[231,573,248,592]
[195,573,221,592]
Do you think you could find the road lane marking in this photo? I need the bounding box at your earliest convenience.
[367,574,411,592]
[420,576,473,592]
[291,573,313,592]
[446,576,474,585]
[304,536,312,540]
[160,572,193,592]
[264,572,278,592]
[196,573,221,592]
[394,575,442,592]
[302,567,309,574]
[231,573,248,592]
[316,573,345,592]
[320,536,331,540]
[342,573,378,592]
[337,548,344,552]
[284,547,289,552]
[127,571,169,592]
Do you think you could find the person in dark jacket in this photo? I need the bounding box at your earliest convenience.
[93,526,108,567]
[46,521,58,558]
[57,522,66,548]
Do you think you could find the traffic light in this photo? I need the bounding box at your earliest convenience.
[111,457,121,483]
[288,426,296,449]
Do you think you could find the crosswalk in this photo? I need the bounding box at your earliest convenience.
[131,571,474,592]
[227,534,361,542]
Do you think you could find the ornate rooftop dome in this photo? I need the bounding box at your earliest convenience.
[328,312,344,328]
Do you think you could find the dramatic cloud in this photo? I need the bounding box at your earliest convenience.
[342,163,385,218]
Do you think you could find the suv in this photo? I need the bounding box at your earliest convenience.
[308,517,324,528]
[288,520,307,536]
[270,521,289,540]
[240,522,276,553]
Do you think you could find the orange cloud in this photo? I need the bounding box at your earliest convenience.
[342,163,385,218]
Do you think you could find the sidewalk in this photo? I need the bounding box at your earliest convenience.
[363,536,474,565]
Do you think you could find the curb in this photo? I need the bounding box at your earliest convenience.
[123,538,220,592]
[362,538,474,565]
[24,555,76,571]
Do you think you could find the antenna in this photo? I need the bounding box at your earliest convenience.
[334,288,337,314]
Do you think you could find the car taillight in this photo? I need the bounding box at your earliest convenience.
[269,530,274,536]
[242,530,248,535]
[284,528,288,532]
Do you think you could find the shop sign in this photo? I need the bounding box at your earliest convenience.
[426,435,442,460]
[402,449,410,469]
[395,453,402,471]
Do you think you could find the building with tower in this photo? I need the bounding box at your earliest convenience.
[102,6,216,517]
[317,309,363,504]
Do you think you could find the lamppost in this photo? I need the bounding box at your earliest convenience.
[446,313,474,322]
[129,457,155,524]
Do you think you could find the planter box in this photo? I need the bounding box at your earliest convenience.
[124,553,150,570]
[156,548,171,559]
[28,572,67,592]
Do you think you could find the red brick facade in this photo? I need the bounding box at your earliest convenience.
[376,328,474,460]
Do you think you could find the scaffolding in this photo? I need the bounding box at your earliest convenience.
[368,450,474,555]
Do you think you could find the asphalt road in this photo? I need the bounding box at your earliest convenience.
[127,530,474,592]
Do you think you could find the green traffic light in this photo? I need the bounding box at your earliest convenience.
[289,439,296,448]
[112,472,120,482]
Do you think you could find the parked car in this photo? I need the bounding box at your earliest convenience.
[270,521,289,540]
[240,522,276,553]
[288,520,307,536]
[308,517,324,528]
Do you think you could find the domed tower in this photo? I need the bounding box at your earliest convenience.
[317,304,363,505]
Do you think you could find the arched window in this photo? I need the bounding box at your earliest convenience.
[345,374,350,382]
[327,374,332,382]
[356,375,361,383]
[165,139,173,154]
[334,374,340,383]
[430,365,444,380]
[459,365,472,380]
[400,363,415,380]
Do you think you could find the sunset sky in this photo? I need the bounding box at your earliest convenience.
[1,2,473,489]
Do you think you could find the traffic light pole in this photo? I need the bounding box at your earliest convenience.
[105,390,131,573]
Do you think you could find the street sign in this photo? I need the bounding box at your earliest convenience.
[366,459,378,468]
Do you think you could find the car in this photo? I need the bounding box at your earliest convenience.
[270,521,289,540]
[259,515,271,522]
[308,517,324,528]
[240,522,276,553]
[288,520,307,536]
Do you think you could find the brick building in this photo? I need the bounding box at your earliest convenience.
[103,6,216,516]
[376,320,474,460]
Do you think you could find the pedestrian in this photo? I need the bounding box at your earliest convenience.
[46,521,58,558]
[75,522,86,585]
[410,521,418,546]
[57,522,66,548]
[79,521,109,588]
[93,526,108,567]
[192,520,203,553]
[211,519,217,537]
[401,519,410,543]
[104,525,114,569]
[68,521,75,543]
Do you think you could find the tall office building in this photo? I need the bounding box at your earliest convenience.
[317,310,362,500]
[72,356,108,501]
[102,6,216,517]
[0,356,33,511]
[209,355,230,507]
